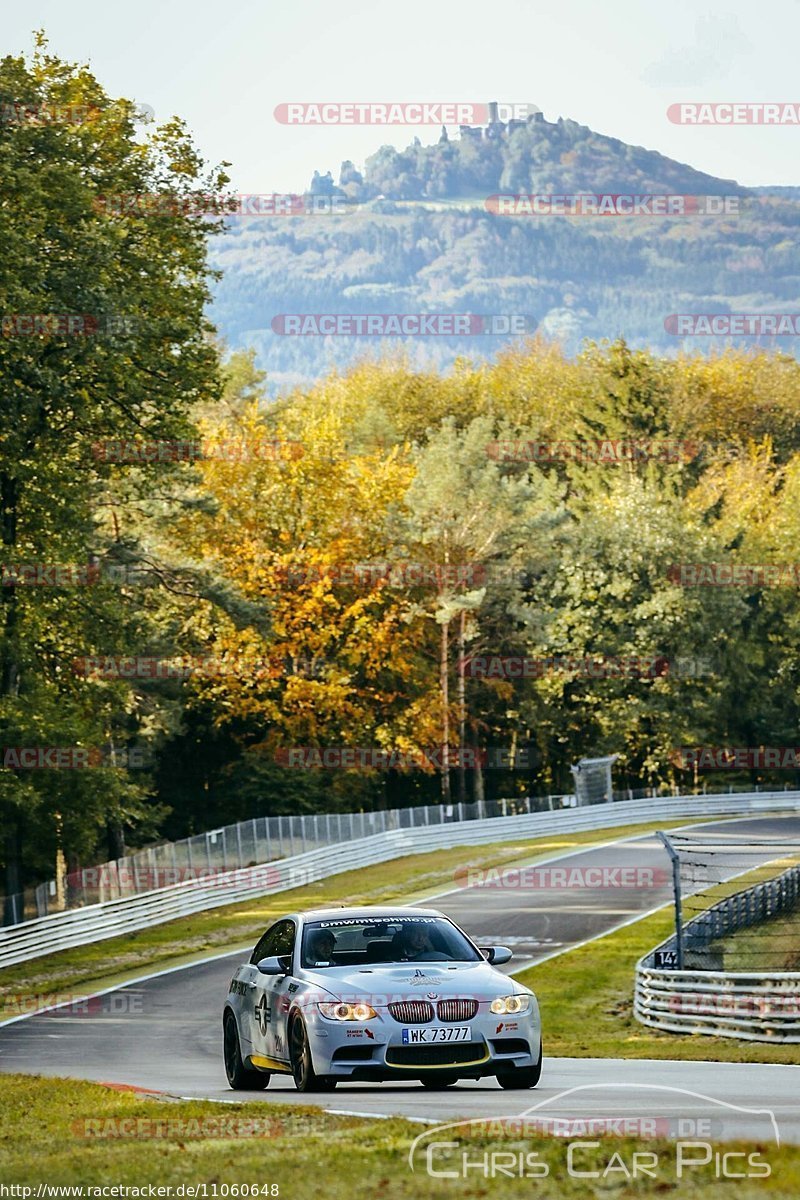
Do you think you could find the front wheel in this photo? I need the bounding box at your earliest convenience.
[223,1011,270,1090]
[289,1017,336,1092]
[496,1040,542,1090]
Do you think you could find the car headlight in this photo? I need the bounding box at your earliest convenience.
[490,994,531,1015]
[317,1002,378,1021]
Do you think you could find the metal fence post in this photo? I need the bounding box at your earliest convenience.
[657,831,684,969]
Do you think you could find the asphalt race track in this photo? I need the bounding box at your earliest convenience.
[1,814,798,1143]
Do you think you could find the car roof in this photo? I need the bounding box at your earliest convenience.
[294,905,446,922]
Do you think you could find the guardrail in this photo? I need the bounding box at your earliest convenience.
[11,792,580,924]
[10,781,793,925]
[634,966,800,1042]
[0,790,797,971]
[635,863,800,1041]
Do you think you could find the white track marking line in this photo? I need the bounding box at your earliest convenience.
[0,946,250,1028]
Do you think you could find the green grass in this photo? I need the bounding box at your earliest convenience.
[0,818,704,1016]
[0,1075,798,1197]
[517,907,800,1064]
[711,903,800,972]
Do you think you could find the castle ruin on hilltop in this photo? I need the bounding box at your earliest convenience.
[457,100,545,141]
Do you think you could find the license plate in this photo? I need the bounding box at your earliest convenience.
[401,1026,470,1044]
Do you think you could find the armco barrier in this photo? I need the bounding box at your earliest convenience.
[19,783,789,922]
[0,791,797,971]
[634,966,800,1042]
[635,859,800,1041]
[682,863,800,968]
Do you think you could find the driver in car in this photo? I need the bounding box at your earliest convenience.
[307,929,337,965]
[399,922,447,961]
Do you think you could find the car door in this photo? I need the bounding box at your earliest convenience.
[236,928,275,1059]
[251,918,297,1065]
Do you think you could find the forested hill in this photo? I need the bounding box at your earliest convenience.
[208,113,800,395]
[318,113,745,201]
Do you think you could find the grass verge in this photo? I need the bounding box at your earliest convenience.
[0,1075,797,1197]
[0,817,722,1015]
[711,893,800,971]
[517,907,800,1064]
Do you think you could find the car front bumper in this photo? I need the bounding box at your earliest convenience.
[306,1004,541,1079]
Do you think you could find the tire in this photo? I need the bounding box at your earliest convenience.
[223,1010,270,1090]
[420,1075,459,1089]
[289,1017,336,1092]
[496,1040,542,1090]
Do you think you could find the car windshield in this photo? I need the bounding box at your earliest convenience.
[300,915,482,969]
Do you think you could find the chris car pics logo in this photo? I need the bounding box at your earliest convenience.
[408,1085,779,1181]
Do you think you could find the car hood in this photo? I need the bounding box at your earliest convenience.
[299,960,523,1003]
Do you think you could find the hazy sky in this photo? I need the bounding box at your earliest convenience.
[5,0,800,190]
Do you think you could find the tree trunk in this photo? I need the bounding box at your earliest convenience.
[0,472,22,921]
[106,819,125,862]
[457,609,466,804]
[474,755,484,810]
[0,472,20,697]
[440,619,450,802]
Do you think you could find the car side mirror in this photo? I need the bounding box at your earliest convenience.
[481,945,513,966]
[256,955,290,975]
